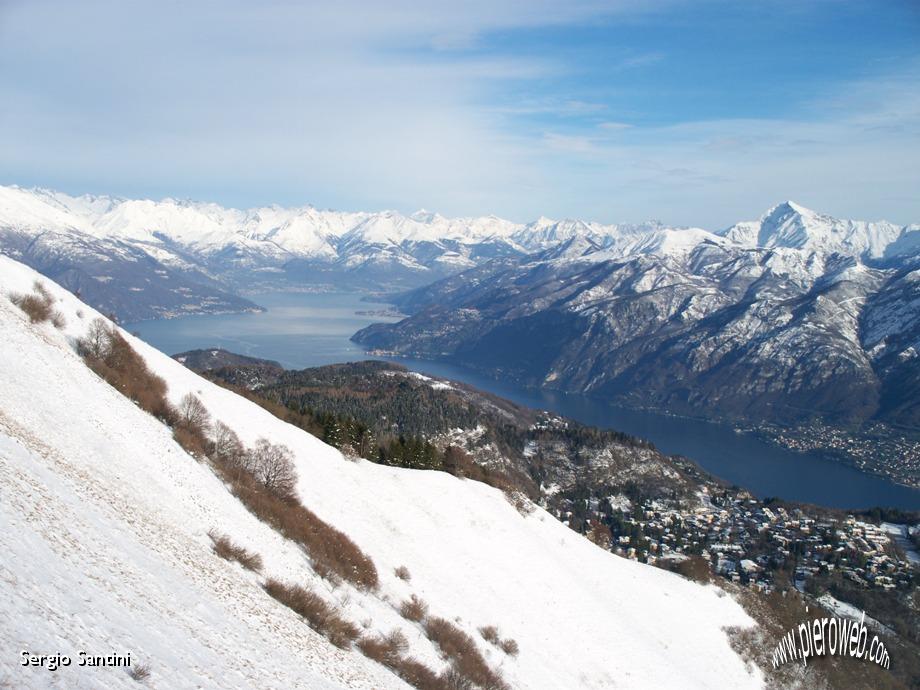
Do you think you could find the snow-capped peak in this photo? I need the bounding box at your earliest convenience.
[723,201,904,259]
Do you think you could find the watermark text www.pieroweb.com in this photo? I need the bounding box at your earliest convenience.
[771,609,890,670]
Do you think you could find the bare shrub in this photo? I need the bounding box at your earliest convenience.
[399,595,428,622]
[77,320,176,425]
[478,625,500,645]
[352,626,451,689]
[391,658,450,690]
[479,625,519,657]
[424,617,509,690]
[246,438,298,501]
[173,394,211,458]
[210,453,378,589]
[79,318,112,359]
[394,565,411,581]
[443,668,474,689]
[127,663,151,682]
[211,421,246,468]
[384,629,410,657]
[174,425,209,459]
[499,638,519,657]
[72,316,378,591]
[264,579,359,649]
[326,615,362,649]
[177,392,211,432]
[208,530,263,572]
[10,281,60,325]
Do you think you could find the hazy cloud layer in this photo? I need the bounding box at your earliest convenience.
[1,0,918,228]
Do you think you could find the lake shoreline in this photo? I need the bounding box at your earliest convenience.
[127,290,920,511]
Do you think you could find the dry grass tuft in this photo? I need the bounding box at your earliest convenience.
[399,594,428,622]
[499,638,519,657]
[264,579,360,649]
[478,625,500,645]
[394,565,411,581]
[208,530,263,572]
[424,617,509,690]
[127,663,152,682]
[10,281,64,327]
[479,625,519,657]
[357,629,409,667]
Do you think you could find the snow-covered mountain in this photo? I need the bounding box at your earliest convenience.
[722,201,906,259]
[355,229,920,428]
[0,254,763,689]
[3,184,916,321]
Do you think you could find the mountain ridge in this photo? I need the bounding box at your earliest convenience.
[3,183,917,321]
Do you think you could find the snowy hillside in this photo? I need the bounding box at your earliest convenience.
[0,255,763,689]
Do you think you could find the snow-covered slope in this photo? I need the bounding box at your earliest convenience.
[0,255,762,689]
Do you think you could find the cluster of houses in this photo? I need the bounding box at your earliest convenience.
[568,487,917,594]
[753,422,920,490]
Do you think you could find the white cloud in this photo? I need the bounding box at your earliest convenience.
[0,0,917,228]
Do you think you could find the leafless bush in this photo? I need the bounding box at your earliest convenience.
[127,663,151,682]
[246,438,298,501]
[208,530,263,572]
[357,629,409,667]
[443,668,474,690]
[174,425,209,458]
[499,638,519,657]
[211,453,378,589]
[263,579,359,649]
[10,281,63,327]
[394,565,411,581]
[77,319,176,424]
[173,394,211,458]
[211,421,246,469]
[424,617,509,690]
[79,318,112,359]
[479,625,518,656]
[178,392,211,432]
[394,658,450,690]
[399,595,428,622]
[357,625,457,690]
[478,625,500,645]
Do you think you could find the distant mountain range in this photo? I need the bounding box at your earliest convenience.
[354,203,920,429]
[5,185,915,320]
[3,185,918,429]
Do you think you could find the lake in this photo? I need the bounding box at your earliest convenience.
[127,291,920,511]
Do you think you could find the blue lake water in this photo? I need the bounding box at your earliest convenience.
[127,291,920,511]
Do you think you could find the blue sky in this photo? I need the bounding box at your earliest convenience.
[1,0,918,227]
